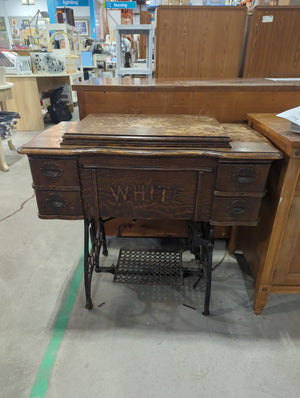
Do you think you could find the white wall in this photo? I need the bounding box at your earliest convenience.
[0,0,48,18]
[0,0,90,18]
[73,6,90,17]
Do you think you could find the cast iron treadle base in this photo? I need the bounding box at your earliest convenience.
[114,248,183,286]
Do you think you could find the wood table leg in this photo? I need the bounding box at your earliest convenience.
[8,139,15,151]
[253,286,269,315]
[0,140,9,172]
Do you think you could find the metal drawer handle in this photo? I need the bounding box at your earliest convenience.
[40,162,62,179]
[46,194,67,209]
[228,199,247,216]
[231,206,246,215]
[233,167,256,185]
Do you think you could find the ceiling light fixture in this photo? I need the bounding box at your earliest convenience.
[22,0,35,5]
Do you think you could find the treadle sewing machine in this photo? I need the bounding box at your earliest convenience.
[19,114,281,315]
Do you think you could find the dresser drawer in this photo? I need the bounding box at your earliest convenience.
[35,190,83,218]
[215,163,270,193]
[29,157,80,187]
[211,196,262,224]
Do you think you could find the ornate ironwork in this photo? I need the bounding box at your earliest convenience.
[186,221,214,315]
[84,217,113,310]
[114,248,183,285]
[84,218,214,315]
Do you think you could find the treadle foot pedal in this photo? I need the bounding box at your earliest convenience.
[114,248,183,286]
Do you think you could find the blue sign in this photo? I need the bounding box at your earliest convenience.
[105,1,137,9]
[55,0,90,7]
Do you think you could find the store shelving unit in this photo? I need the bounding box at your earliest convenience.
[115,25,153,78]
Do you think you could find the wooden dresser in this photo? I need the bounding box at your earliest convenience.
[236,114,300,314]
[19,114,280,314]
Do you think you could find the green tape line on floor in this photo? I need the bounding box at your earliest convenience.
[29,251,84,398]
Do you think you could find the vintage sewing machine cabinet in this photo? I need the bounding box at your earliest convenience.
[19,114,281,315]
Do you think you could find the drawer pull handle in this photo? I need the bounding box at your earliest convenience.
[231,206,246,215]
[233,167,256,185]
[40,162,62,179]
[228,199,247,216]
[46,194,67,209]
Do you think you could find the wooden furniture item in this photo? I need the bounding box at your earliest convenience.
[19,114,281,314]
[73,77,300,239]
[155,6,247,79]
[73,78,300,123]
[6,72,82,131]
[139,11,152,59]
[0,82,15,172]
[116,25,153,78]
[236,114,300,314]
[243,6,300,78]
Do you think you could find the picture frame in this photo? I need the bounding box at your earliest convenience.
[22,19,30,27]
[75,20,89,36]
[0,17,6,32]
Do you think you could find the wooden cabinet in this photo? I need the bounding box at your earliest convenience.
[272,193,300,285]
[20,115,280,229]
[236,114,300,314]
[155,6,247,79]
[19,114,282,314]
[243,6,300,78]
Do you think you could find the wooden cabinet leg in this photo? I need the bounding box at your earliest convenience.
[253,287,269,315]
[0,141,9,172]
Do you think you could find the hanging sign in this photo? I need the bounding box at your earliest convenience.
[55,0,90,7]
[104,1,137,9]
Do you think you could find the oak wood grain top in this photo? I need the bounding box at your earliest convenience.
[248,113,300,158]
[18,117,281,160]
[61,114,231,148]
[72,78,300,93]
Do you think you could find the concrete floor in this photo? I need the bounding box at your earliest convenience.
[1,130,300,398]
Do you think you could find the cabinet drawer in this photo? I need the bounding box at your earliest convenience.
[216,163,270,193]
[35,190,83,217]
[211,196,262,224]
[29,157,80,187]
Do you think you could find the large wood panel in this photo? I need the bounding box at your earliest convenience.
[6,76,44,131]
[74,78,300,123]
[243,6,300,78]
[139,11,152,59]
[155,6,247,79]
